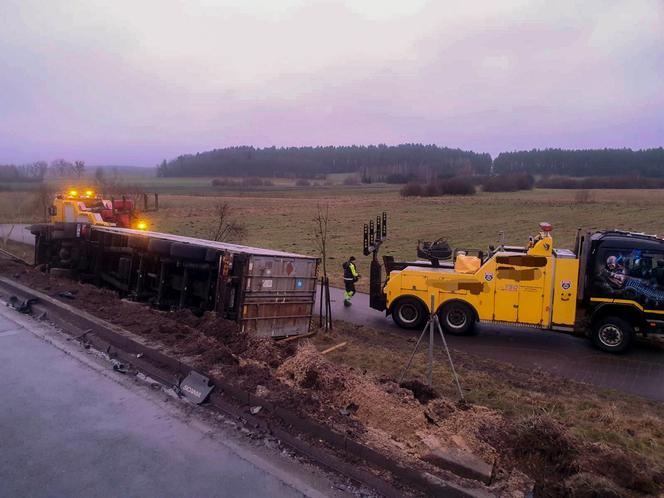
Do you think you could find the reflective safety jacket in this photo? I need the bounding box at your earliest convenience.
[343,261,359,281]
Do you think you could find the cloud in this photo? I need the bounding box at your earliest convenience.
[0,0,662,164]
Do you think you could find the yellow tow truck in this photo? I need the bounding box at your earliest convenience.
[47,189,147,229]
[366,213,664,353]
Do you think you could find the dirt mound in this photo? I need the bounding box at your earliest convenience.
[278,343,346,391]
[278,344,437,454]
[497,415,579,478]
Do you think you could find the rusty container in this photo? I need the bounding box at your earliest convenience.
[237,255,318,337]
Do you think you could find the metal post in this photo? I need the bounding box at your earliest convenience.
[434,315,465,402]
[325,277,332,330]
[398,323,429,384]
[427,294,435,387]
[319,277,324,328]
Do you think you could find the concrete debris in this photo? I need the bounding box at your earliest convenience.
[422,446,493,484]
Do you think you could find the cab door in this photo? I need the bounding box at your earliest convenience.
[493,266,519,322]
[517,267,546,325]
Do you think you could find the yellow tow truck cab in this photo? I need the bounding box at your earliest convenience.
[366,215,664,353]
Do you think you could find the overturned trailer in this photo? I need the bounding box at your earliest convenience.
[30,224,318,337]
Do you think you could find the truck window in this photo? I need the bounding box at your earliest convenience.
[592,247,664,309]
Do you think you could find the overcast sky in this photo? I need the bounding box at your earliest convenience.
[1,0,662,166]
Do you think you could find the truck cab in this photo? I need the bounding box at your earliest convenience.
[579,230,664,351]
[370,221,664,353]
[48,189,137,228]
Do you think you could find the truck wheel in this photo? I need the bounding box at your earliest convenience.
[592,316,633,353]
[392,297,426,329]
[439,301,475,336]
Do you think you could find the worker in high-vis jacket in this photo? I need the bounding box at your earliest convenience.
[342,256,360,306]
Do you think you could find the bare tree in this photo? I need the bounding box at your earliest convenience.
[73,160,85,178]
[94,167,105,186]
[313,203,332,330]
[210,202,247,242]
[51,159,73,177]
[313,203,329,277]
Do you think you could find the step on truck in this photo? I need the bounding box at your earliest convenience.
[29,189,318,337]
[365,213,664,353]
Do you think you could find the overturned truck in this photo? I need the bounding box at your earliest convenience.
[30,223,318,337]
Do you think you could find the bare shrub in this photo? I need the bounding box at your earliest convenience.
[482,172,534,192]
[342,175,360,186]
[439,176,476,195]
[211,177,273,188]
[400,177,475,197]
[400,183,423,197]
[385,173,412,184]
[537,175,664,189]
[423,182,439,196]
[210,202,247,242]
[295,178,311,187]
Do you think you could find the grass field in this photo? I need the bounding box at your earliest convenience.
[3,183,664,289]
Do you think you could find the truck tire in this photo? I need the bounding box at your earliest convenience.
[392,297,426,329]
[148,238,172,256]
[439,301,475,336]
[592,316,633,353]
[170,242,207,260]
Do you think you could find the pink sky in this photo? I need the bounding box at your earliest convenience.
[1,0,662,166]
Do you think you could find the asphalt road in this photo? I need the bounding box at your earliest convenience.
[0,306,349,498]
[0,223,34,245]
[323,287,664,401]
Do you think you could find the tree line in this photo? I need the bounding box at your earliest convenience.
[156,144,493,179]
[157,145,664,179]
[0,159,85,182]
[494,148,664,177]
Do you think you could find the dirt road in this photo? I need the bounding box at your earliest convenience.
[324,288,664,401]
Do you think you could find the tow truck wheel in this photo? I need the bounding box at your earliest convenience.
[392,297,426,329]
[439,301,475,336]
[592,316,633,353]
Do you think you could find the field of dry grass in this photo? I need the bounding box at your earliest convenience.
[4,184,664,289]
[147,186,664,289]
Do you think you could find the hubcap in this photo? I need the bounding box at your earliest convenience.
[446,307,467,329]
[398,304,419,324]
[598,324,623,347]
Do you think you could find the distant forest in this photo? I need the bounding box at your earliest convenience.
[156,145,664,179]
[494,148,664,177]
[156,145,493,179]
